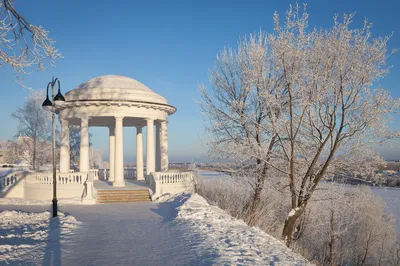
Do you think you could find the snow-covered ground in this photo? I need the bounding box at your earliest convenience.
[158,193,312,265]
[0,197,83,206]
[0,210,81,265]
[0,193,311,265]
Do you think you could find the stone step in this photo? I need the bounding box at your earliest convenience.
[95,189,151,203]
[97,194,149,197]
[97,193,150,197]
[97,198,151,203]
[97,190,149,194]
[97,196,151,200]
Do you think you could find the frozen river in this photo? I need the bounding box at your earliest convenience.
[197,170,400,233]
[370,186,400,232]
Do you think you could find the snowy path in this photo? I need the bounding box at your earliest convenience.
[0,202,215,266]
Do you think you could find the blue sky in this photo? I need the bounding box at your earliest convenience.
[0,0,399,162]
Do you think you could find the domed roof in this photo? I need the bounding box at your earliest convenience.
[65,75,169,105]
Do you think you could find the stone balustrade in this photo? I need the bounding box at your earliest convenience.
[148,171,195,199]
[0,171,25,192]
[98,169,109,180]
[89,169,99,180]
[25,172,87,185]
[1,168,195,202]
[98,167,147,181]
[124,168,136,179]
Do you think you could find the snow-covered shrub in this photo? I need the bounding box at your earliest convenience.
[197,176,399,266]
[195,175,289,238]
[291,183,398,266]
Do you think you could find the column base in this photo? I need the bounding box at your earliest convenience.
[108,177,115,182]
[112,181,125,187]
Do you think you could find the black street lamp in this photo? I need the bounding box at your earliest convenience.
[42,77,65,218]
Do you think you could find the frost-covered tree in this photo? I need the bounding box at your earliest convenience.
[200,4,399,246]
[11,91,51,169]
[294,184,397,266]
[199,32,285,226]
[0,0,61,82]
[269,5,399,246]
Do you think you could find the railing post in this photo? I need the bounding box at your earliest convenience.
[82,173,96,204]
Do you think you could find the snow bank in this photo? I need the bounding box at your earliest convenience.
[158,193,312,265]
[0,210,81,264]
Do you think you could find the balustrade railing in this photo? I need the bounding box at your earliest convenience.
[148,171,195,199]
[89,169,99,180]
[153,172,192,184]
[124,168,136,179]
[0,171,24,191]
[25,172,87,185]
[98,167,142,180]
[98,169,109,180]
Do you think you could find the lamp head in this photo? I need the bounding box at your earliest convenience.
[42,96,53,112]
[54,91,65,107]
[53,78,65,107]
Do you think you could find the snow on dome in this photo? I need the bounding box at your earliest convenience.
[65,75,169,105]
[75,75,152,92]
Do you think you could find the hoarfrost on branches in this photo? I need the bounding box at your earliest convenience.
[200,3,399,247]
[0,0,61,85]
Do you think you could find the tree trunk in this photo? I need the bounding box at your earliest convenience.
[282,207,304,247]
[248,182,263,226]
[247,165,267,226]
[329,210,334,266]
[361,235,371,266]
[32,138,37,170]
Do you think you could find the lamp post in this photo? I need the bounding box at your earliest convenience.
[42,77,65,218]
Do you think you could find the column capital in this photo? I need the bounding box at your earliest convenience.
[145,118,154,122]
[115,116,124,121]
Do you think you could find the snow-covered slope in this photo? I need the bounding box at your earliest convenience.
[158,193,312,265]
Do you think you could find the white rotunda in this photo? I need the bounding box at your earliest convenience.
[57,75,176,187]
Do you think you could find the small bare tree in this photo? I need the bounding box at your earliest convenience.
[11,91,51,169]
[1,0,61,83]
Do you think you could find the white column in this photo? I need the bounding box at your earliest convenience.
[146,119,155,175]
[155,122,161,171]
[113,116,125,187]
[108,126,115,181]
[60,119,70,173]
[79,117,90,173]
[136,126,144,180]
[160,120,169,171]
